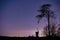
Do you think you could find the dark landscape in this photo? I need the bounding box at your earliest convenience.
[0,0,60,40]
[0,36,60,40]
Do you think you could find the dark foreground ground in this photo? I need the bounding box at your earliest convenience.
[0,36,60,40]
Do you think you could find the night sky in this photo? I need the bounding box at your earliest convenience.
[0,0,60,37]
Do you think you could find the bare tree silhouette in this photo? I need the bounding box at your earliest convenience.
[36,4,55,36]
[56,27,60,37]
[43,25,48,36]
[43,23,57,37]
[51,23,56,36]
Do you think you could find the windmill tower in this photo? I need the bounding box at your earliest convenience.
[35,28,39,37]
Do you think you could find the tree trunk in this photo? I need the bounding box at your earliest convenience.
[47,11,50,36]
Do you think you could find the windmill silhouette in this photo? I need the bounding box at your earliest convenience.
[35,27,39,37]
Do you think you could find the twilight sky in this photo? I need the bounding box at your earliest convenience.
[0,0,60,37]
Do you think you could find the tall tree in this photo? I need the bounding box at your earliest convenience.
[36,4,55,36]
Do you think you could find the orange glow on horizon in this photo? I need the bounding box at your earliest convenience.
[1,29,45,37]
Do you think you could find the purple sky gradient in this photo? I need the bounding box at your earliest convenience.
[0,0,60,37]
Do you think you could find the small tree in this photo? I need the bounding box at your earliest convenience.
[51,23,56,36]
[43,23,57,37]
[43,25,48,36]
[56,27,60,37]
